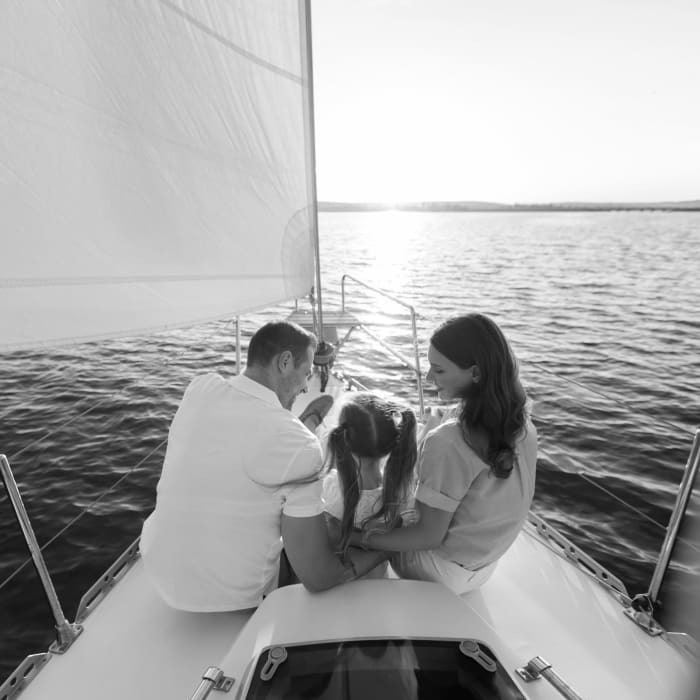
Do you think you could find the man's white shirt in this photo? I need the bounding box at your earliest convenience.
[140,373,323,611]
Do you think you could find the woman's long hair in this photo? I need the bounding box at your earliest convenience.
[326,393,417,557]
[431,313,528,478]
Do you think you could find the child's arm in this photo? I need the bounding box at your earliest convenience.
[346,546,392,577]
[349,500,453,552]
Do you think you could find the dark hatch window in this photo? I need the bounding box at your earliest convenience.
[244,638,526,699]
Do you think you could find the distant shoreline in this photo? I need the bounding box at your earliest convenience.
[318,200,700,213]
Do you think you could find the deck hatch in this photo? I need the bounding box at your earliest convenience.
[242,638,526,699]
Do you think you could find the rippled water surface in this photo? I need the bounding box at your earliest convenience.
[1,211,699,679]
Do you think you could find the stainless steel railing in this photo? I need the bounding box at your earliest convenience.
[648,429,700,603]
[616,429,700,648]
[340,273,425,416]
[0,454,82,653]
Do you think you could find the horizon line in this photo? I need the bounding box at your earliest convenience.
[318,198,700,212]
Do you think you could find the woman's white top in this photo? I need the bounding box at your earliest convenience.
[416,419,537,570]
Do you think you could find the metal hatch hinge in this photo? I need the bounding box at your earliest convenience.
[459,639,497,672]
[516,656,584,700]
[260,646,288,680]
[189,666,234,700]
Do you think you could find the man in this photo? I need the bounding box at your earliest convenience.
[140,320,387,611]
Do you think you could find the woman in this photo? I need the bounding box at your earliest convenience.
[350,313,537,594]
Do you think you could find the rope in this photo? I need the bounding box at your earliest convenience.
[533,443,670,530]
[4,362,78,389]
[575,471,667,531]
[526,358,692,436]
[0,322,236,591]
[8,398,109,462]
[536,445,700,556]
[5,337,199,469]
[576,469,700,556]
[0,437,167,593]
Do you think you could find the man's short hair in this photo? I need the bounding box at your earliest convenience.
[246,321,317,368]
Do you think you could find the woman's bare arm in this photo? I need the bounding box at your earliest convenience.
[349,500,453,552]
[282,513,390,592]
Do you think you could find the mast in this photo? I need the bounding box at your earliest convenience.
[301,0,325,343]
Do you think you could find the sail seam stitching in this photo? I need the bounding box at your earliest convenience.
[158,0,305,85]
[0,273,305,288]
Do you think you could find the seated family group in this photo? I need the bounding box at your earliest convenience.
[139,314,537,612]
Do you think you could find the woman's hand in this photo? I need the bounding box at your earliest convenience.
[352,518,402,550]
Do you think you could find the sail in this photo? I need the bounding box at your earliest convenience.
[0,0,317,351]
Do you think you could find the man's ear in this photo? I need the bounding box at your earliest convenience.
[277,350,294,373]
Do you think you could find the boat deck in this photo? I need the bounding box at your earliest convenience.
[8,377,698,699]
[11,554,252,699]
[14,524,697,700]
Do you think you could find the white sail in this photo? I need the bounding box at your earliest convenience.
[0,0,316,351]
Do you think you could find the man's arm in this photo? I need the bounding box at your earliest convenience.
[416,406,446,444]
[281,513,390,592]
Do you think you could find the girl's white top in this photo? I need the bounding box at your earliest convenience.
[321,472,384,526]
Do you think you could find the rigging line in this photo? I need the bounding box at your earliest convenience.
[5,317,238,469]
[8,398,109,462]
[158,0,304,85]
[578,468,700,556]
[535,444,669,531]
[535,446,700,565]
[0,438,168,594]
[525,358,692,436]
[1,362,79,389]
[576,471,668,532]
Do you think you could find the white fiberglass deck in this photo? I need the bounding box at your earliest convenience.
[13,555,252,699]
[15,524,697,700]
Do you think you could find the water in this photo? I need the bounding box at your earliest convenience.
[1,210,699,680]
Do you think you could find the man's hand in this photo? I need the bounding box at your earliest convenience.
[417,405,448,443]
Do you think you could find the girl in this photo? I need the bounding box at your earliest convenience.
[322,393,418,576]
[350,313,538,594]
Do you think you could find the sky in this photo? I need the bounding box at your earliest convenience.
[310,0,700,204]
